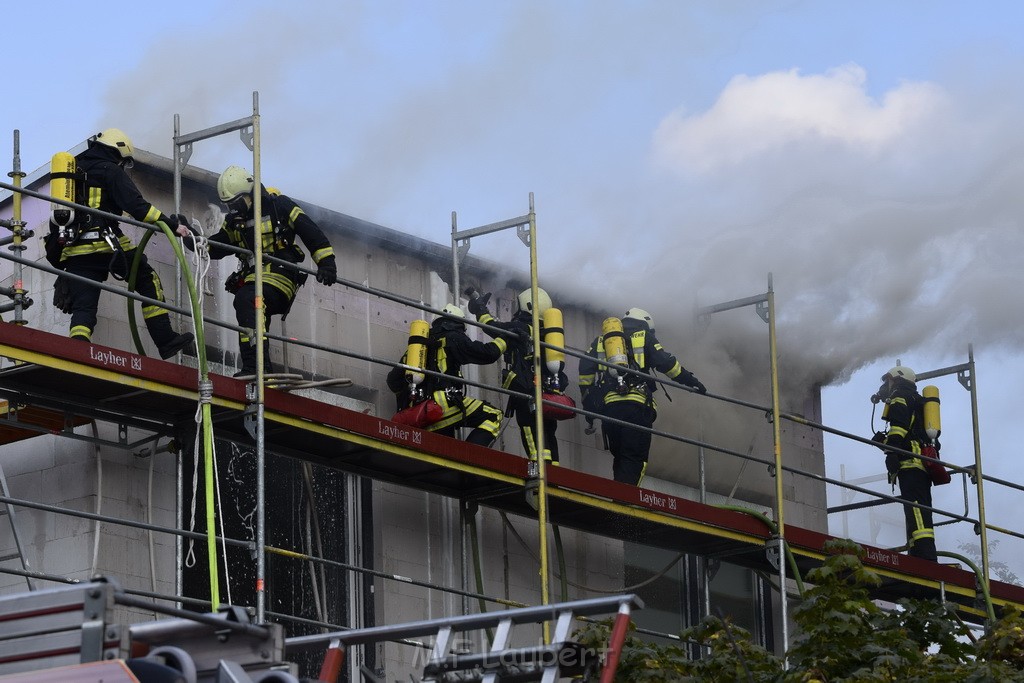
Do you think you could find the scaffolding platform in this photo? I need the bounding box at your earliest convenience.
[0,323,1020,623]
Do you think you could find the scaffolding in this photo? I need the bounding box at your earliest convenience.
[2,103,1024,678]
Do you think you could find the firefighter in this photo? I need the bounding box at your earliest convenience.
[467,287,568,463]
[578,308,706,486]
[48,128,194,359]
[871,365,937,561]
[386,305,505,446]
[178,166,336,376]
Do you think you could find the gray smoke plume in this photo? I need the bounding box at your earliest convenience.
[96,5,1024,397]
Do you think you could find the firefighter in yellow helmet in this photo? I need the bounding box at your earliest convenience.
[871,365,937,561]
[46,128,194,359]
[386,305,506,446]
[466,287,568,463]
[178,166,336,376]
[578,308,705,486]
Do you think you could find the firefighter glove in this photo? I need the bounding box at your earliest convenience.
[53,275,73,314]
[679,370,707,394]
[172,214,192,231]
[467,292,492,316]
[871,431,887,449]
[885,452,900,481]
[315,257,337,286]
[159,213,179,230]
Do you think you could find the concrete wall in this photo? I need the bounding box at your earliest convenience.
[0,427,178,626]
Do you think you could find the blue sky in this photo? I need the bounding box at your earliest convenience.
[5,1,1024,575]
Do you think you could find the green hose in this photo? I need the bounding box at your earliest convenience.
[936,550,995,622]
[127,224,208,365]
[127,221,218,609]
[552,524,568,602]
[714,504,806,595]
[465,504,495,642]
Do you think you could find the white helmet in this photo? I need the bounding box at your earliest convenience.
[624,308,653,327]
[883,365,916,384]
[517,288,552,315]
[217,165,255,203]
[440,304,465,319]
[92,128,135,163]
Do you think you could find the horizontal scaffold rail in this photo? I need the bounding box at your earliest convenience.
[0,323,1021,621]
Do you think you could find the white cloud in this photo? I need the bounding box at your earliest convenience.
[653,64,948,173]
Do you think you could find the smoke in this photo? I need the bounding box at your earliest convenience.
[553,63,1024,398]
[95,4,1024,396]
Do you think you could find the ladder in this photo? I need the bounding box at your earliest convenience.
[0,456,34,590]
[287,594,643,683]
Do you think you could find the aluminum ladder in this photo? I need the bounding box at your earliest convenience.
[287,593,643,683]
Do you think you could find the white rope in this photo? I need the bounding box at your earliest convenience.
[182,219,208,572]
[179,219,234,606]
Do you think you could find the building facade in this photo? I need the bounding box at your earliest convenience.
[0,146,827,678]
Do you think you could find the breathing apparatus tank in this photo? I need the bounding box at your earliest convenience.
[602,317,628,377]
[542,307,565,375]
[49,151,77,229]
[922,385,941,442]
[404,319,430,387]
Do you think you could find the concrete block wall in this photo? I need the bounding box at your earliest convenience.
[0,424,177,625]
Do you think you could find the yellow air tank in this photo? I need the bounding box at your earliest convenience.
[602,317,628,375]
[404,319,430,386]
[50,151,76,227]
[922,385,941,441]
[542,307,565,375]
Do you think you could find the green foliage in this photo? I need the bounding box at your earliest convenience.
[573,539,1024,682]
[976,605,1024,669]
[957,538,1021,586]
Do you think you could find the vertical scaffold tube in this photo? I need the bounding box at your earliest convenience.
[968,345,991,597]
[8,131,27,324]
[767,273,789,660]
[527,194,552,629]
[252,92,267,624]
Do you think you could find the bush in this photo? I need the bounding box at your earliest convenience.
[574,539,1024,682]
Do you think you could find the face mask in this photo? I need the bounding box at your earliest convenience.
[226,196,249,214]
[870,380,889,404]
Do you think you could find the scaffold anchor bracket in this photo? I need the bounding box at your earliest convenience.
[765,540,781,571]
[525,477,539,511]
[244,410,258,441]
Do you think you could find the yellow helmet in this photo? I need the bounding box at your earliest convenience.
[517,287,552,315]
[217,165,255,203]
[92,128,135,163]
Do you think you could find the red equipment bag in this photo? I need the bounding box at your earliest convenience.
[542,392,577,421]
[392,399,444,428]
[921,444,951,486]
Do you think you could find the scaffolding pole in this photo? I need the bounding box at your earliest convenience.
[171,93,264,620]
[3,131,29,324]
[695,273,788,657]
[450,196,551,617]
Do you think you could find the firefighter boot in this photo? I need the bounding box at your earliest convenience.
[235,334,273,377]
[148,313,195,360]
[157,332,195,360]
